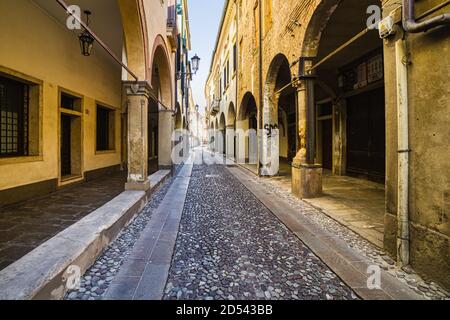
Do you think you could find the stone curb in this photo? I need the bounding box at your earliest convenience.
[228,166,423,300]
[103,164,193,300]
[0,170,171,300]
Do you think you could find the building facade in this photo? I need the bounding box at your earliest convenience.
[205,0,238,159]
[174,0,193,131]
[0,0,178,201]
[206,0,450,289]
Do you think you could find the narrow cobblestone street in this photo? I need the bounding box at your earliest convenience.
[63,150,449,301]
[163,164,357,300]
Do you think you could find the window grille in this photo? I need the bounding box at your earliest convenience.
[0,76,29,157]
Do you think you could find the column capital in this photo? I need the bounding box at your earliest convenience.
[123,80,152,98]
[292,78,305,91]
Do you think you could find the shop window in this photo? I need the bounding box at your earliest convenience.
[96,105,115,151]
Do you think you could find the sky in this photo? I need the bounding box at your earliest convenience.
[187,0,225,115]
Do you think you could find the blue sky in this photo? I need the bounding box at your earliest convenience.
[187,0,225,114]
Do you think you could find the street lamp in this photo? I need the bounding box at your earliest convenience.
[191,54,201,74]
[79,11,95,56]
[176,54,201,80]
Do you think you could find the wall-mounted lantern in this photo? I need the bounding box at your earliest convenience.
[79,10,95,56]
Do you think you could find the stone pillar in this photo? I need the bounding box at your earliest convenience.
[291,75,323,199]
[333,99,347,176]
[124,81,151,191]
[159,109,174,169]
[261,92,280,176]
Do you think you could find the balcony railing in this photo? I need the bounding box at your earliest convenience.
[210,99,221,116]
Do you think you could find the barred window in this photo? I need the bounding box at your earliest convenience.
[0,76,29,157]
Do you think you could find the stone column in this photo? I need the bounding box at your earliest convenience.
[159,109,174,169]
[124,81,151,191]
[292,75,323,199]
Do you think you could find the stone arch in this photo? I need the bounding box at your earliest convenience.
[262,53,293,175]
[150,35,174,167]
[300,0,341,58]
[263,53,292,130]
[175,102,182,129]
[150,35,173,109]
[237,92,258,167]
[118,0,148,80]
[238,92,258,121]
[219,113,226,155]
[226,102,237,159]
[219,113,226,130]
[227,102,236,126]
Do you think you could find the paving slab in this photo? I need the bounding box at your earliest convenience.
[104,163,193,300]
[0,172,127,271]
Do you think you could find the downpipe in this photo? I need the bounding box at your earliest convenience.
[395,38,410,266]
[403,0,450,33]
[394,0,449,266]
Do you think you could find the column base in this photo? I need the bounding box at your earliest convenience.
[125,180,150,191]
[292,162,323,199]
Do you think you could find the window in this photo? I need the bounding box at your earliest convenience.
[223,65,227,88]
[176,35,181,73]
[96,105,115,151]
[60,92,82,112]
[0,76,29,157]
[226,59,230,84]
[233,44,237,72]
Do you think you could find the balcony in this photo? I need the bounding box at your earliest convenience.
[210,99,221,116]
[167,4,178,50]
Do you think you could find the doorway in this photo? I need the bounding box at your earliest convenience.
[60,115,71,177]
[59,92,82,182]
[347,87,385,183]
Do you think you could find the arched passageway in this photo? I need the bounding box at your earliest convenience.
[151,39,173,168]
[219,113,226,155]
[297,0,386,244]
[226,103,237,159]
[237,92,258,173]
[264,54,297,177]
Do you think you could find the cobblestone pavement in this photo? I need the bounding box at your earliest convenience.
[0,172,127,271]
[65,168,180,301]
[163,164,358,300]
[238,163,449,300]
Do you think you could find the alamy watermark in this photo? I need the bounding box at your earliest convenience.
[66,5,82,30]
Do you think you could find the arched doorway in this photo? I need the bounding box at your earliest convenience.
[227,102,237,159]
[175,103,182,129]
[214,118,219,153]
[264,54,297,177]
[237,92,258,173]
[301,0,386,246]
[209,121,215,151]
[151,39,173,168]
[219,113,226,155]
